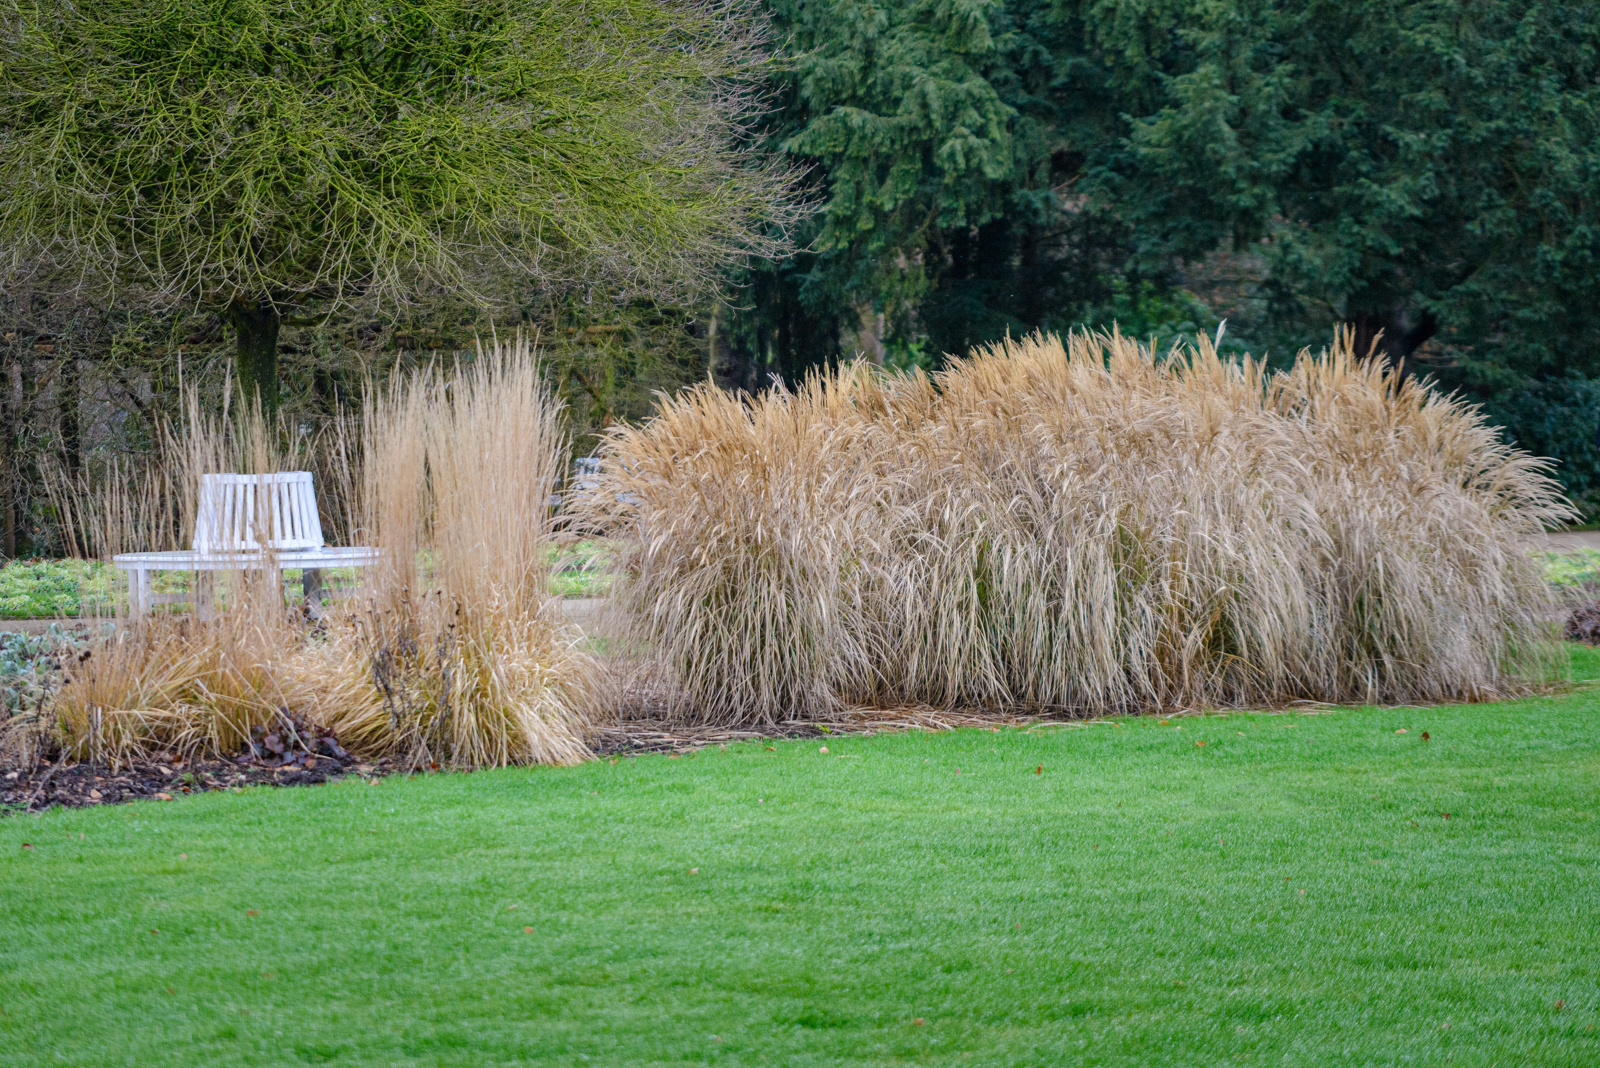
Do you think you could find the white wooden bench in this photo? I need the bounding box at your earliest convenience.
[113,472,378,619]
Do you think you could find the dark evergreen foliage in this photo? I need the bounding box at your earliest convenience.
[724,0,1599,511]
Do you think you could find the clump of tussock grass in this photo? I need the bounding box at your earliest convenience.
[41,338,596,771]
[51,609,299,770]
[585,330,1572,725]
[45,392,317,768]
[291,336,597,768]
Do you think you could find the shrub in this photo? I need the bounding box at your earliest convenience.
[587,330,1572,724]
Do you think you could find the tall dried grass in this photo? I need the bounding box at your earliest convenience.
[586,330,1573,725]
[45,391,311,768]
[43,337,595,770]
[47,379,354,562]
[290,336,596,768]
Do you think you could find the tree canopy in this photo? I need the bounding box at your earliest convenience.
[0,0,797,407]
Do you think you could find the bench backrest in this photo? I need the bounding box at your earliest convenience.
[193,472,325,554]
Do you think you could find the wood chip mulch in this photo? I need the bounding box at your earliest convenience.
[590,706,1063,756]
[3,706,1073,813]
[1,753,399,815]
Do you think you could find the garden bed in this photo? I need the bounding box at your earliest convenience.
[4,705,1065,812]
[1,751,395,814]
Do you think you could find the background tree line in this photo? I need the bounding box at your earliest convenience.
[1,0,1596,558]
[723,0,1600,511]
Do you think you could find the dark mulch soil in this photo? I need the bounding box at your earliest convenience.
[4,707,1050,814]
[1566,602,1600,644]
[2,752,397,814]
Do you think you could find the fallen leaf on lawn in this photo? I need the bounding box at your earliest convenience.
[1394,728,1408,734]
[246,910,259,916]
[608,758,618,765]
[1555,1000,1566,1011]
[1035,764,1043,775]
[764,746,775,751]
[667,753,680,759]
[818,746,829,754]
[523,926,534,934]
[688,867,699,875]
[20,843,32,850]
[1421,731,1430,741]
[1298,889,1305,896]
[1158,719,1170,725]
[155,792,173,801]
[149,929,159,934]
[165,987,176,994]
[179,853,187,860]
[1195,740,1206,747]
[954,767,961,774]
[913,1018,925,1026]
[1442,812,1450,819]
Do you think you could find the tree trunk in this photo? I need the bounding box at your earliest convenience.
[0,358,15,559]
[227,299,281,413]
[58,353,81,481]
[1350,308,1438,372]
[848,303,885,365]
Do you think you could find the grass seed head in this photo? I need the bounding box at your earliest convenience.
[584,329,1569,725]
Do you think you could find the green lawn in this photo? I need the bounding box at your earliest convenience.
[3,652,1599,1066]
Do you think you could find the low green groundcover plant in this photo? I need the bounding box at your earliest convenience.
[0,559,119,618]
[1543,548,1600,589]
[548,539,617,599]
[2,648,1596,1066]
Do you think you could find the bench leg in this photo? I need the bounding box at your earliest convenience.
[127,568,152,619]
[196,572,215,622]
[302,568,325,620]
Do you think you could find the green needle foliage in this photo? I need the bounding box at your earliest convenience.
[0,0,799,408]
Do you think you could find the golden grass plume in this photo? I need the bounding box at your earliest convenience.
[292,334,597,768]
[585,330,1573,724]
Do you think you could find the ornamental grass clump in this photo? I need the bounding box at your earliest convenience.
[43,337,596,770]
[46,392,317,768]
[291,336,597,768]
[586,330,1571,725]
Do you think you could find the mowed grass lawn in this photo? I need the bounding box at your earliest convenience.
[4,653,1599,1067]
